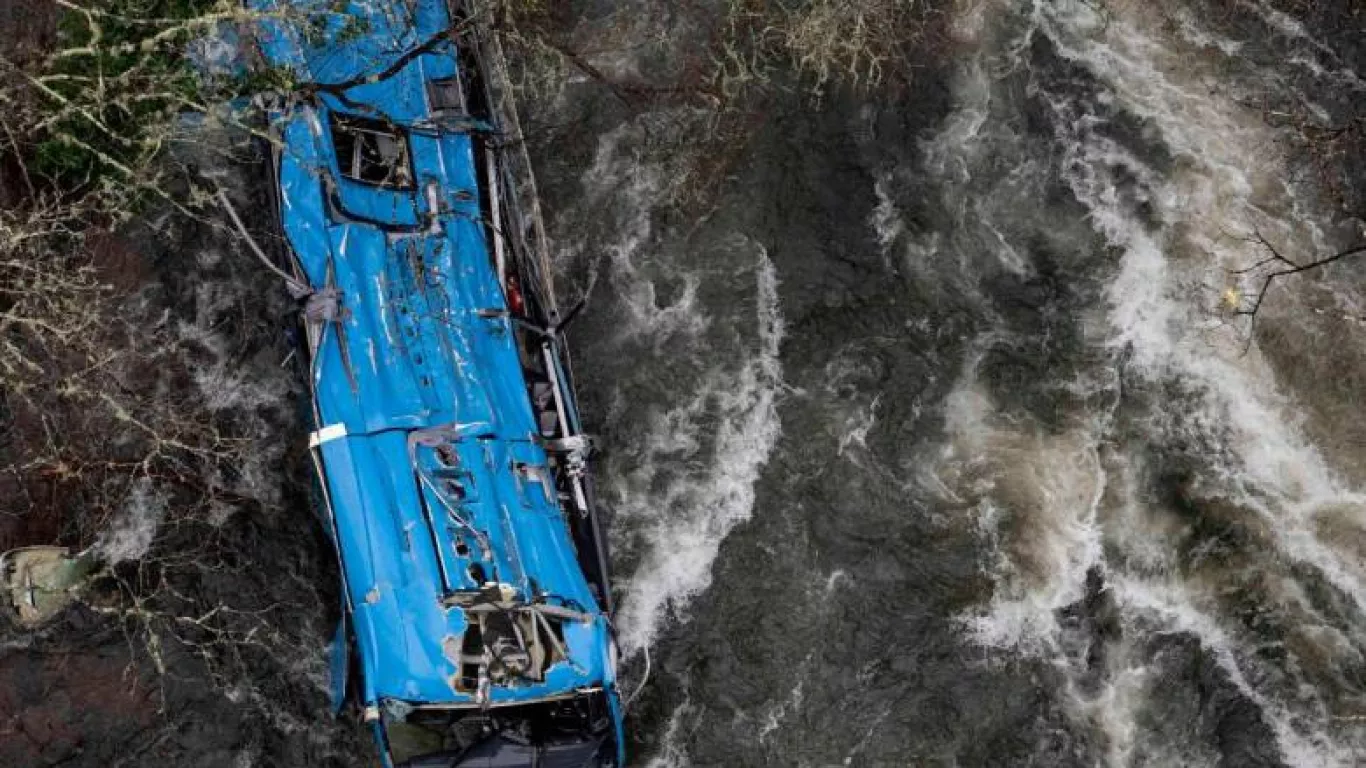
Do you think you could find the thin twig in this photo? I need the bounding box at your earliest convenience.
[215,189,307,293]
[1233,232,1366,334]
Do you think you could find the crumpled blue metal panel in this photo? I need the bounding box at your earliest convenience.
[248,0,618,720]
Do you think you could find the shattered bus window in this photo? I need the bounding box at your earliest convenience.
[330,115,415,189]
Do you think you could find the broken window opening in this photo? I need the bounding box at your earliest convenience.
[426,76,466,115]
[453,604,570,692]
[329,114,415,189]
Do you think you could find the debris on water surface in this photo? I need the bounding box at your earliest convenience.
[0,547,97,627]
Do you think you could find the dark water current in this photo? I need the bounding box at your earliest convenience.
[521,1,1366,766]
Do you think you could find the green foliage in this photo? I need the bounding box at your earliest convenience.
[20,0,346,202]
[299,0,372,47]
[29,0,227,193]
[235,63,300,95]
[335,14,374,45]
[24,0,421,199]
[33,136,96,181]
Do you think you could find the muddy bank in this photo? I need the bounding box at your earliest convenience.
[0,130,372,764]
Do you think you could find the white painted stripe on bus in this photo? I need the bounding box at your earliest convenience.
[309,423,348,448]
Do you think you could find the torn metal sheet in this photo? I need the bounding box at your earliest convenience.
[246,2,624,765]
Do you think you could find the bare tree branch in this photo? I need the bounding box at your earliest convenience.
[1230,229,1366,333]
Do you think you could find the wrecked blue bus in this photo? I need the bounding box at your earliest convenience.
[245,2,624,765]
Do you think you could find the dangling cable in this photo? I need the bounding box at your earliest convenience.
[623,643,651,712]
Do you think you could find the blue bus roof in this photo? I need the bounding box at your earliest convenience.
[249,0,615,708]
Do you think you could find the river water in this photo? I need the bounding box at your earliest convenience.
[14,1,1353,765]
[521,1,1366,765]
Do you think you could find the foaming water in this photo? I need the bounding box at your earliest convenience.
[643,696,695,768]
[943,378,1112,652]
[565,123,787,657]
[518,0,1366,763]
[613,246,784,655]
[1113,574,1355,766]
[1036,0,1366,614]
[920,0,1366,764]
[1246,0,1366,91]
[95,476,167,564]
[578,126,708,344]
